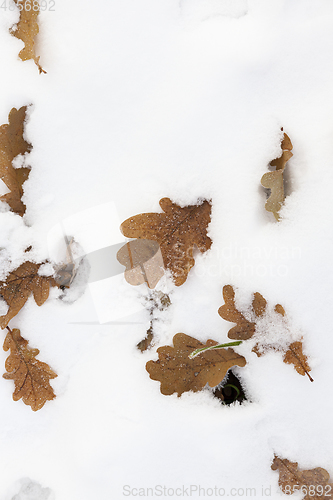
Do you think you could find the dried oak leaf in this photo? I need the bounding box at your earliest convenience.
[219,285,313,381]
[0,262,58,329]
[3,328,57,411]
[272,455,333,500]
[117,239,164,289]
[10,0,45,73]
[284,341,313,380]
[218,285,267,340]
[146,332,246,396]
[0,106,32,216]
[119,198,212,287]
[261,131,293,221]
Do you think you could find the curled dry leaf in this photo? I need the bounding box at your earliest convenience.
[261,131,293,221]
[10,0,45,73]
[3,328,57,411]
[0,106,32,216]
[119,198,212,287]
[272,455,333,500]
[0,262,58,329]
[146,332,246,396]
[219,285,313,381]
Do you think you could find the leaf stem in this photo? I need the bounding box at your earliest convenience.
[189,341,242,359]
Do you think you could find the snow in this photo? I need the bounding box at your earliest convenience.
[0,0,333,499]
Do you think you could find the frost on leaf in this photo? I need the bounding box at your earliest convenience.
[219,285,313,381]
[10,0,45,73]
[0,106,32,216]
[272,455,333,500]
[119,198,212,287]
[146,332,246,396]
[3,328,57,411]
[261,131,293,221]
[0,262,58,329]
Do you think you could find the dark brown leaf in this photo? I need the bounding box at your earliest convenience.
[3,328,57,411]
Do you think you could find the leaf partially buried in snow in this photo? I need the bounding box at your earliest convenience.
[219,285,313,381]
[120,198,212,286]
[146,332,246,396]
[271,455,333,499]
[218,285,267,340]
[261,131,293,220]
[0,262,58,329]
[3,328,57,411]
[0,106,32,216]
[117,239,164,289]
[10,0,45,73]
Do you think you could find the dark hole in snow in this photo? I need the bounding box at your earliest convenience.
[213,370,247,406]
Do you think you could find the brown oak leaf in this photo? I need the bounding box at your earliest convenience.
[0,262,58,329]
[272,455,333,500]
[0,106,32,216]
[219,285,313,381]
[261,131,293,220]
[284,342,313,381]
[218,285,267,340]
[117,239,164,289]
[146,332,246,396]
[3,327,57,411]
[119,198,212,286]
[10,0,45,73]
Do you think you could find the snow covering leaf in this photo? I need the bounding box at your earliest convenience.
[120,198,212,286]
[220,285,313,381]
[117,239,164,289]
[218,285,266,340]
[0,262,58,329]
[0,106,32,216]
[3,327,57,411]
[261,131,293,221]
[272,455,333,499]
[146,332,246,396]
[10,0,45,73]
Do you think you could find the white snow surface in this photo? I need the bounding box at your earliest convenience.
[0,0,333,499]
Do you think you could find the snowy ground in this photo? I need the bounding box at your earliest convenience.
[0,0,333,499]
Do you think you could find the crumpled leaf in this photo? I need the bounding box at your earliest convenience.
[119,198,212,287]
[0,262,58,329]
[3,327,57,411]
[10,0,45,73]
[0,106,32,216]
[218,285,266,340]
[117,239,164,289]
[219,285,313,381]
[272,455,333,500]
[146,332,246,396]
[261,131,293,220]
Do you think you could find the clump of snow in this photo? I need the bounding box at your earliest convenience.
[251,307,303,354]
[10,478,54,500]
